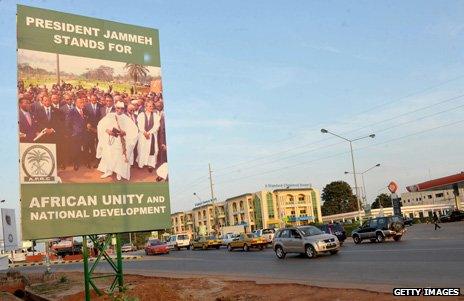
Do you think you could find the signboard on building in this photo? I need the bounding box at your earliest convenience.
[194,198,216,208]
[17,5,171,239]
[265,183,311,189]
[1,209,19,251]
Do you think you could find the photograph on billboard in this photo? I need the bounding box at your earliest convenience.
[17,5,171,239]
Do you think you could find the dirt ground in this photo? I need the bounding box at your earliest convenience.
[23,272,464,301]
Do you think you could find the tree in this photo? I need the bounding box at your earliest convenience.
[82,65,114,82]
[124,63,149,92]
[321,181,358,215]
[371,193,392,209]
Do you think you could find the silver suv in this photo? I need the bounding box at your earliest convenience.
[273,226,340,259]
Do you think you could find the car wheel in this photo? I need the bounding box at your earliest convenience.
[370,239,377,243]
[243,244,249,252]
[176,245,180,251]
[329,250,338,255]
[376,232,385,243]
[393,235,402,242]
[215,245,220,249]
[191,245,195,250]
[202,244,207,250]
[353,235,362,244]
[275,246,285,259]
[145,250,148,256]
[259,245,264,251]
[187,245,191,250]
[227,244,233,252]
[305,244,317,259]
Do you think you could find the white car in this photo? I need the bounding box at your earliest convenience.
[166,234,190,250]
[254,228,276,244]
[221,233,237,246]
[121,243,136,252]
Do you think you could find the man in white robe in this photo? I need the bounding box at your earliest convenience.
[136,100,161,171]
[97,101,138,180]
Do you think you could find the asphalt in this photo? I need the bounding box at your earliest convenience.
[17,221,464,293]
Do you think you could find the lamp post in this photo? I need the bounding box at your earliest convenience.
[321,129,375,225]
[345,163,381,206]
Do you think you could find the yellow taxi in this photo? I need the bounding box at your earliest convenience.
[191,236,222,250]
[227,233,268,252]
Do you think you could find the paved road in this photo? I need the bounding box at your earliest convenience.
[19,222,464,292]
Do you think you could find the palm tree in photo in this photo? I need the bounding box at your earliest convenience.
[124,63,149,93]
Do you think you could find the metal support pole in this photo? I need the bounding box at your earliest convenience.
[208,163,218,234]
[349,141,362,225]
[361,173,367,206]
[82,236,91,301]
[115,234,124,292]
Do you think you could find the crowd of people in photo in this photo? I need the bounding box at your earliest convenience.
[18,80,168,182]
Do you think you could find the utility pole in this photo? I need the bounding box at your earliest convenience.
[208,163,218,235]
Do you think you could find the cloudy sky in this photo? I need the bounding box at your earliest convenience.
[1,1,464,216]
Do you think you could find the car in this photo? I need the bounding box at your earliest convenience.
[402,216,414,226]
[253,228,276,245]
[351,216,405,244]
[221,233,237,246]
[227,233,268,252]
[166,234,191,250]
[121,243,136,252]
[145,239,169,255]
[272,226,340,259]
[191,236,222,250]
[315,223,346,245]
[439,210,464,223]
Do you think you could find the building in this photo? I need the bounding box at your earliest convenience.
[400,189,457,206]
[170,187,323,236]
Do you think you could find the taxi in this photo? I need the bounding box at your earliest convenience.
[227,233,268,252]
[190,236,222,250]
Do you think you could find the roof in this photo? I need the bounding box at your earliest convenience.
[273,188,315,193]
[225,193,253,202]
[406,172,464,192]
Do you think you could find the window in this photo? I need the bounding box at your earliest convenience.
[369,219,378,228]
[428,195,432,199]
[279,229,291,238]
[240,201,244,210]
[300,210,306,214]
[435,193,444,198]
[298,195,305,203]
[377,218,387,229]
[290,229,301,238]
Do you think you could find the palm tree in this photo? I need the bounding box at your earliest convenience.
[124,63,149,93]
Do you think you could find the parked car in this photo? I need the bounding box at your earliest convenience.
[166,234,191,250]
[402,216,414,226]
[145,239,169,255]
[191,236,222,250]
[273,226,340,259]
[227,233,268,252]
[351,216,405,244]
[221,233,237,246]
[121,243,136,252]
[439,210,464,223]
[253,228,276,244]
[315,223,346,245]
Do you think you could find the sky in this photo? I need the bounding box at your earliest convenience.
[1,0,464,217]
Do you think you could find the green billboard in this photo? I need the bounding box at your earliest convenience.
[17,5,170,239]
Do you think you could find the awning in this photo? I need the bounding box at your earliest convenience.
[406,172,464,192]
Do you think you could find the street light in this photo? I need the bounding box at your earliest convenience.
[345,163,381,206]
[321,128,375,225]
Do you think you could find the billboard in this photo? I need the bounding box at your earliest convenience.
[1,209,19,251]
[17,5,171,239]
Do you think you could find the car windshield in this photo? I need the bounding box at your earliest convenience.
[178,235,189,240]
[246,234,256,238]
[149,240,162,246]
[206,236,216,240]
[263,229,274,234]
[299,226,324,236]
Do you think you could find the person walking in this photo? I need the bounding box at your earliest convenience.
[433,212,441,230]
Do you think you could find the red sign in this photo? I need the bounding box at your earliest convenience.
[388,181,398,193]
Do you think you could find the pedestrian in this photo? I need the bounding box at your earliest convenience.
[433,212,441,230]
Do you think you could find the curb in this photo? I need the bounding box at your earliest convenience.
[10,256,142,268]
